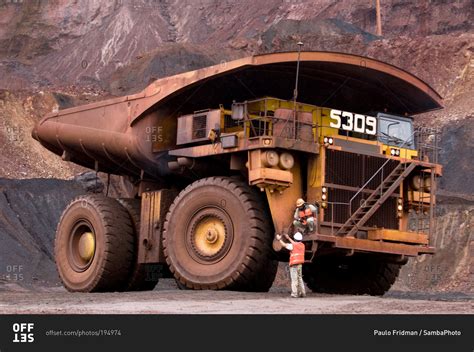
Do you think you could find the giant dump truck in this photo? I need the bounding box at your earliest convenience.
[33,51,442,295]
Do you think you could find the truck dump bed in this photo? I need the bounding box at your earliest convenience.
[32,51,442,177]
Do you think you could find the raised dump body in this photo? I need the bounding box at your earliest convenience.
[33,52,443,295]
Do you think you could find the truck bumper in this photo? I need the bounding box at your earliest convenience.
[305,233,435,257]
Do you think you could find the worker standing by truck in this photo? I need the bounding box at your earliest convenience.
[276,232,306,298]
[293,198,318,233]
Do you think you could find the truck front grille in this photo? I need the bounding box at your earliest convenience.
[324,150,398,229]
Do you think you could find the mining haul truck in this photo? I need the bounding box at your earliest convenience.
[33,52,442,295]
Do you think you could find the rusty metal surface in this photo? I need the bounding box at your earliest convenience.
[367,228,429,245]
[333,236,434,256]
[305,233,435,256]
[134,51,442,120]
[266,159,303,235]
[138,189,177,264]
[32,51,442,178]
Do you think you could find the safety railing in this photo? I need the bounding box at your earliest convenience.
[348,129,418,217]
[243,113,317,143]
[315,126,441,236]
[411,127,440,239]
[347,126,441,215]
[415,126,441,165]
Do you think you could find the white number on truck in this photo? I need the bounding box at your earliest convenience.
[329,109,377,136]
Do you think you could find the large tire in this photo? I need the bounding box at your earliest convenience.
[303,255,402,296]
[55,195,135,292]
[117,198,160,291]
[163,177,278,291]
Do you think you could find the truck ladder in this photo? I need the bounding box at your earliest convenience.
[336,162,416,237]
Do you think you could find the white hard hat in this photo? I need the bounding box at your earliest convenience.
[296,198,305,207]
[294,232,303,241]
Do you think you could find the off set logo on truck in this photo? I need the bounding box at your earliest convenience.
[329,109,377,135]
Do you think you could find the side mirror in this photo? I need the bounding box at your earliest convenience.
[231,103,245,120]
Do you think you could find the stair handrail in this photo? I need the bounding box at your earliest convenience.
[415,126,441,165]
[348,129,418,216]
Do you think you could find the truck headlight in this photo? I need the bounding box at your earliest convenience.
[261,150,279,167]
[409,174,423,191]
[278,152,294,170]
[323,136,334,145]
[423,176,432,192]
[397,198,403,218]
[390,148,400,156]
[321,186,328,202]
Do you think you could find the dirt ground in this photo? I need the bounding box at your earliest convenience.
[0,280,471,315]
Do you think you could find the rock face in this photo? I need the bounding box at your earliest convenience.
[0,0,472,92]
[439,117,474,195]
[0,178,87,288]
[0,0,472,292]
[396,203,473,293]
[394,118,474,293]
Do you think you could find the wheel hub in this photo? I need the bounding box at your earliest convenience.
[206,228,219,243]
[69,221,96,272]
[77,231,95,262]
[193,216,227,257]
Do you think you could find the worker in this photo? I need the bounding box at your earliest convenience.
[293,198,318,233]
[276,232,306,298]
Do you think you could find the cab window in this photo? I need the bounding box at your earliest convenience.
[377,113,415,149]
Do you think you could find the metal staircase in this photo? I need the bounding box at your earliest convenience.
[336,162,416,237]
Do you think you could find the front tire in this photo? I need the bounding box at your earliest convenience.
[55,195,135,292]
[303,255,402,296]
[163,177,278,291]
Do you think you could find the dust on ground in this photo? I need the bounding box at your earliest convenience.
[0,280,471,315]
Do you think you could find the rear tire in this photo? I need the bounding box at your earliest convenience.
[163,177,278,291]
[303,255,402,296]
[55,195,135,292]
[117,198,160,291]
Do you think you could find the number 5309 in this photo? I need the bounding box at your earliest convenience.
[329,109,377,135]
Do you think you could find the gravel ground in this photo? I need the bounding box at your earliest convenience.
[0,280,472,314]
